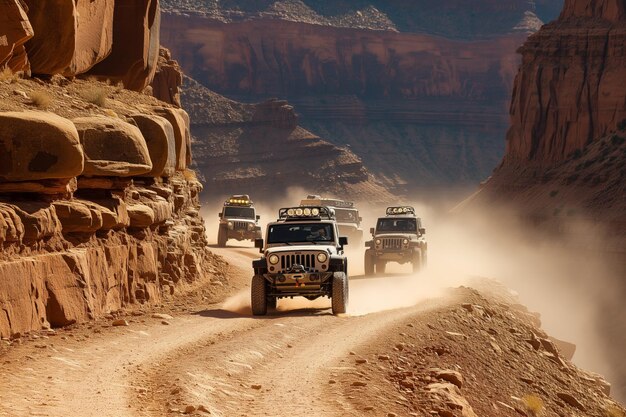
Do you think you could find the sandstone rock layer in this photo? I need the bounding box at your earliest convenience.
[23,0,115,76]
[73,116,153,177]
[0,0,33,72]
[88,0,161,91]
[0,111,84,182]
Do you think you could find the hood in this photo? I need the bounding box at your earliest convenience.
[265,245,336,255]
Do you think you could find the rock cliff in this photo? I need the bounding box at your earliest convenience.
[160,2,563,192]
[182,77,392,202]
[0,1,225,338]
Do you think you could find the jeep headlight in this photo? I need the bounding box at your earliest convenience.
[247,223,255,230]
[227,221,234,229]
[316,252,328,263]
[403,238,409,245]
[268,254,280,265]
[375,238,381,246]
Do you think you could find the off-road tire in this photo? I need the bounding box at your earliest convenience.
[331,272,348,315]
[376,260,386,275]
[364,249,375,276]
[251,275,267,316]
[217,226,227,247]
[412,249,422,273]
[267,296,277,310]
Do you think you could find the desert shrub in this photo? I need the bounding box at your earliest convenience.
[81,86,108,107]
[0,67,18,82]
[522,394,544,416]
[29,90,52,108]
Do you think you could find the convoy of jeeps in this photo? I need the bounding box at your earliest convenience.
[217,195,427,316]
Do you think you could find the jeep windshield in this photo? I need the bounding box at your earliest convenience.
[223,207,255,219]
[335,208,359,224]
[376,218,417,233]
[267,223,335,244]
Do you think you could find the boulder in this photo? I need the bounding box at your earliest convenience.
[0,111,84,182]
[150,47,182,107]
[86,196,129,230]
[73,116,152,177]
[52,200,103,233]
[153,107,190,170]
[23,0,114,75]
[7,202,61,241]
[87,0,160,91]
[130,114,176,177]
[0,0,33,73]
[127,204,155,228]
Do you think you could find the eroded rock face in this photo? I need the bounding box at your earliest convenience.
[503,0,626,165]
[73,116,153,177]
[151,47,183,107]
[23,0,115,76]
[0,111,84,182]
[0,0,33,73]
[153,107,190,170]
[130,114,176,177]
[87,0,161,91]
[560,0,626,21]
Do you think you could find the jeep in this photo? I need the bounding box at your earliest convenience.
[300,195,363,244]
[251,206,349,316]
[364,206,427,275]
[217,195,261,247]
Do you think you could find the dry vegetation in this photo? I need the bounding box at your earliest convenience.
[28,90,53,108]
[80,85,108,107]
[522,394,545,416]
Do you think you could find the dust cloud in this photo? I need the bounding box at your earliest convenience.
[205,189,625,399]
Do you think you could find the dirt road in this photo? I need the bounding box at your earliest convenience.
[0,244,448,417]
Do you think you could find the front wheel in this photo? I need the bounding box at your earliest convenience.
[267,296,277,310]
[412,249,422,273]
[364,249,375,276]
[251,275,267,316]
[376,260,386,275]
[331,272,348,315]
[217,226,227,247]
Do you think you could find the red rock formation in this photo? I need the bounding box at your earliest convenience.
[151,47,183,107]
[503,0,626,166]
[88,0,161,91]
[0,0,33,73]
[560,0,626,21]
[23,0,114,76]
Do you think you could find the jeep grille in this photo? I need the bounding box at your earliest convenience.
[280,253,317,272]
[233,221,249,230]
[382,238,404,250]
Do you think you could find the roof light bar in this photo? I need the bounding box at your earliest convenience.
[279,206,335,220]
[386,206,416,216]
[225,194,253,206]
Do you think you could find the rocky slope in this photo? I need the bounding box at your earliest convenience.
[159,1,563,193]
[470,0,626,401]
[182,77,392,202]
[0,1,224,338]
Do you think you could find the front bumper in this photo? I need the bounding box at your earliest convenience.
[373,249,415,262]
[263,272,333,295]
[227,228,261,240]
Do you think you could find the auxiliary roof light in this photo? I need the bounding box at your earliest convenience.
[279,206,334,220]
[386,206,416,216]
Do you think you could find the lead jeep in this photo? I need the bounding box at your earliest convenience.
[300,195,364,244]
[364,206,427,275]
[217,195,262,247]
[251,206,349,316]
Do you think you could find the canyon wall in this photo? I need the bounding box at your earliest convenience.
[160,11,543,192]
[0,1,224,338]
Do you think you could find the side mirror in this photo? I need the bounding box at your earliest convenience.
[256,215,261,221]
[369,227,375,235]
[419,228,426,235]
[255,238,264,253]
[218,212,222,218]
[339,237,348,247]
